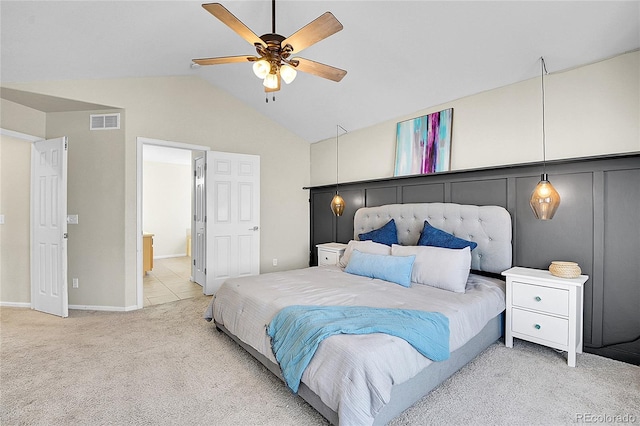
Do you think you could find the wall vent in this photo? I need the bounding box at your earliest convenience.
[90,113,120,130]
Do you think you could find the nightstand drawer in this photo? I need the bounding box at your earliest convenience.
[512,281,569,316]
[512,308,569,346]
[318,250,338,266]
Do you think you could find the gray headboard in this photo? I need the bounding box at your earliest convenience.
[353,203,512,274]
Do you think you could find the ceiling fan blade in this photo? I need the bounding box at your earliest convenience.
[202,3,265,47]
[192,55,257,66]
[294,58,347,82]
[282,12,343,54]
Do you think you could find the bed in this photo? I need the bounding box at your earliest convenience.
[205,203,512,425]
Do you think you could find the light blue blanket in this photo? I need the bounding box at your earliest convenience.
[266,305,450,393]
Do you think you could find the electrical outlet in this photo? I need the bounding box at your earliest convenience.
[272,259,278,267]
[72,278,79,288]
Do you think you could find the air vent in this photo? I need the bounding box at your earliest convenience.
[90,113,120,130]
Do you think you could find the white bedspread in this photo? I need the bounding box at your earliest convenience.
[205,266,505,425]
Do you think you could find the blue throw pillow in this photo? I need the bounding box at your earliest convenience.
[358,219,398,246]
[344,250,415,287]
[417,220,478,250]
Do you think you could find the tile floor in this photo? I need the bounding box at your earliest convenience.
[143,256,204,307]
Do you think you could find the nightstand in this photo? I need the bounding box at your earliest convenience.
[316,243,347,266]
[502,266,588,367]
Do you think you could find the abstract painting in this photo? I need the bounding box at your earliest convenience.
[394,108,453,176]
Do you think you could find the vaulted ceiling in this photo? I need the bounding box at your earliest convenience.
[1,1,638,142]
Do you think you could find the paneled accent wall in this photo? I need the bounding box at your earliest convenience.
[307,154,640,365]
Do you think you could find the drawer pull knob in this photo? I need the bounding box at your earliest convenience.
[534,324,541,330]
[535,296,542,302]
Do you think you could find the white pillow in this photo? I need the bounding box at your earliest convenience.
[338,240,391,268]
[391,245,471,293]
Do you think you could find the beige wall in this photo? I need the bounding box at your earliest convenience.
[0,136,34,304]
[143,161,191,258]
[45,109,127,308]
[0,100,46,304]
[2,76,310,308]
[1,99,47,137]
[311,51,640,186]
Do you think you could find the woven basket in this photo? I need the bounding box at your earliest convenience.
[549,261,581,279]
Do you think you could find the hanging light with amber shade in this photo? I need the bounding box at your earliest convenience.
[530,57,561,220]
[331,125,347,216]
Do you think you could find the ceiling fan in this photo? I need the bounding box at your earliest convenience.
[192,1,347,98]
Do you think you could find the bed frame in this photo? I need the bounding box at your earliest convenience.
[215,202,512,425]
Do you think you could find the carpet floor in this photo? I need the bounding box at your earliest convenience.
[1,295,638,425]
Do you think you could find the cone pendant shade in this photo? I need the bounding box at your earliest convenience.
[529,173,561,220]
[331,193,345,216]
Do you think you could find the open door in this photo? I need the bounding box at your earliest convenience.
[192,154,206,286]
[31,137,68,317]
[204,151,260,295]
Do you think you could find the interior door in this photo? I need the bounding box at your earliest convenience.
[192,155,206,286]
[31,137,68,317]
[204,151,260,295]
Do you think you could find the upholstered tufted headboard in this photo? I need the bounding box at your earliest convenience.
[353,203,512,274]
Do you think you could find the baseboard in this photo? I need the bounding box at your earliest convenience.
[585,344,640,366]
[1,302,141,312]
[0,301,31,308]
[69,304,141,312]
[153,253,187,260]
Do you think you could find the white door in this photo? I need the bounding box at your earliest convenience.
[204,152,260,295]
[192,155,206,286]
[31,137,68,317]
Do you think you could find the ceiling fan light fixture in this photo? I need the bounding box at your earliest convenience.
[194,2,346,95]
[263,72,279,89]
[280,64,297,84]
[252,59,270,79]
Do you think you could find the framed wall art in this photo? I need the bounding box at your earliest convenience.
[394,108,453,176]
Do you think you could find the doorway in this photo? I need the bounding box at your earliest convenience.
[141,144,202,306]
[136,137,261,308]
[136,137,210,309]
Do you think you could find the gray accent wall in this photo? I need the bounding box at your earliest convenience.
[308,154,640,365]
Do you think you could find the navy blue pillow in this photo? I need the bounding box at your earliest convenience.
[417,220,478,250]
[358,219,398,246]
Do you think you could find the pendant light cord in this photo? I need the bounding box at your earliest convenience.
[336,125,339,193]
[541,56,548,175]
[336,125,347,193]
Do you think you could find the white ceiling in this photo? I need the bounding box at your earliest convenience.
[1,1,638,143]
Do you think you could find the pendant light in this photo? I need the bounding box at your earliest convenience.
[529,57,561,220]
[331,125,347,216]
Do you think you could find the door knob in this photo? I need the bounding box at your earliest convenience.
[248,226,259,231]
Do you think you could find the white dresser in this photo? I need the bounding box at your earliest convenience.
[502,266,588,367]
[316,242,347,267]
